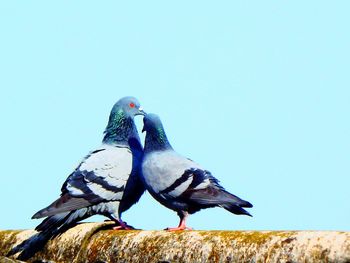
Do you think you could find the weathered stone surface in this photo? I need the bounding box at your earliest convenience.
[0,256,24,263]
[1,223,349,263]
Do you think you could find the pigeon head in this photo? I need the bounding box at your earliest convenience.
[142,113,163,133]
[143,113,172,152]
[111,96,146,118]
[103,96,145,145]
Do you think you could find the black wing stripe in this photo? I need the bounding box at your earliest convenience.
[188,169,212,189]
[159,168,202,195]
[68,173,95,196]
[84,170,125,193]
[90,149,106,154]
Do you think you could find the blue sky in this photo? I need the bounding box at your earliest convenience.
[0,1,349,231]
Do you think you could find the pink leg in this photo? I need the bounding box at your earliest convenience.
[113,220,135,230]
[166,212,192,231]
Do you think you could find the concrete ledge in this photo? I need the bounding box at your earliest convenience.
[1,223,349,262]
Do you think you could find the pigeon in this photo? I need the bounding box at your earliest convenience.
[8,96,146,260]
[141,113,253,230]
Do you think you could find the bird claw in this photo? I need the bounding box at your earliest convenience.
[113,221,137,230]
[165,226,193,231]
[113,225,135,230]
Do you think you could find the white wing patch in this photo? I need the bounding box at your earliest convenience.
[194,179,210,190]
[87,183,121,200]
[81,145,132,178]
[67,144,133,200]
[67,183,85,195]
[80,145,132,181]
[167,179,192,197]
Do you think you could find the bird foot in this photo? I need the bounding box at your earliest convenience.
[113,221,136,230]
[113,225,135,230]
[165,226,193,231]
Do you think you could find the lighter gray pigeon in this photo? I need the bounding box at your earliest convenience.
[9,96,146,260]
[141,113,252,230]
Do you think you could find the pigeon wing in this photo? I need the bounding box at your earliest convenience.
[33,145,133,219]
[177,169,252,207]
[159,165,252,215]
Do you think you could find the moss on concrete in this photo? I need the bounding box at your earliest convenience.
[0,256,24,263]
[0,231,22,257]
[1,224,349,263]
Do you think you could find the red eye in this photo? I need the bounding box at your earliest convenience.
[129,102,135,108]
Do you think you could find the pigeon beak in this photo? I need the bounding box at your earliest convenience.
[137,107,147,116]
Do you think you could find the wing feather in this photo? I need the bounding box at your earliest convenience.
[33,144,133,218]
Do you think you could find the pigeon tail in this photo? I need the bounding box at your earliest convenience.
[188,187,253,216]
[32,194,91,219]
[222,190,253,208]
[221,203,252,216]
[9,210,89,261]
[218,190,253,216]
[207,176,253,208]
[35,212,71,232]
[7,231,52,261]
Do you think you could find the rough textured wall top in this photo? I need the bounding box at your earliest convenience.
[1,222,349,263]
